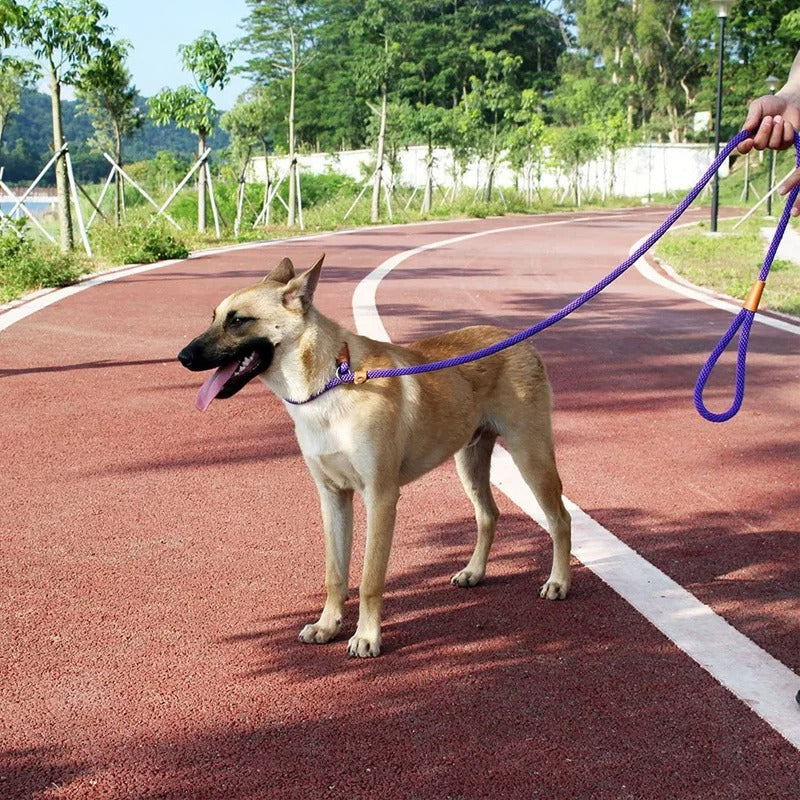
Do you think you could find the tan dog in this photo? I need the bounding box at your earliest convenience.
[178,255,572,657]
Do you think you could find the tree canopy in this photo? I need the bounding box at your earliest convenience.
[2,0,799,186]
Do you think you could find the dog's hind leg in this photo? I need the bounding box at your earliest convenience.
[299,483,354,645]
[451,429,500,588]
[503,434,572,600]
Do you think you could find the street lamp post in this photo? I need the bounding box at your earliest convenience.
[765,74,781,217]
[710,0,736,233]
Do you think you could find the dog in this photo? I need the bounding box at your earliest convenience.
[178,254,572,657]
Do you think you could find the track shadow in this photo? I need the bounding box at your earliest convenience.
[0,746,90,800]
[0,358,172,378]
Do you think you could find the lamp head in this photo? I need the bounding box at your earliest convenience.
[709,0,736,18]
[765,75,781,94]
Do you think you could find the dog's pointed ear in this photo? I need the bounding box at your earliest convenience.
[264,257,295,285]
[282,254,324,313]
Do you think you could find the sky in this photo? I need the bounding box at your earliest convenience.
[102,0,252,110]
[14,0,254,110]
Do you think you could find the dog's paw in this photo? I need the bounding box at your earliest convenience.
[451,568,484,588]
[299,620,340,644]
[539,579,569,600]
[347,632,381,658]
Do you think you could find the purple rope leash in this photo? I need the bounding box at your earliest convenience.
[292,129,797,420]
[694,131,800,422]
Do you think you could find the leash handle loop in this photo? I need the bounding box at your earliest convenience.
[694,131,800,422]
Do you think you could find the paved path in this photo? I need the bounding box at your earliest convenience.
[2,210,798,799]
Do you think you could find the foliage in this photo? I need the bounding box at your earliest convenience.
[12,0,110,81]
[89,215,189,264]
[1,88,229,183]
[239,0,566,153]
[0,225,86,301]
[0,1,26,47]
[75,39,142,155]
[179,30,233,94]
[149,86,217,141]
[0,50,37,151]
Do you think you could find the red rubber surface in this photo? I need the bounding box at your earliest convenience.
[2,211,799,799]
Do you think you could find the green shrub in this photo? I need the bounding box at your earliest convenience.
[0,228,87,302]
[91,216,189,265]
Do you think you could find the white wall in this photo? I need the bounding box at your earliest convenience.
[248,141,728,200]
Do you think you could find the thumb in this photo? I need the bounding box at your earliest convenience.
[742,99,765,131]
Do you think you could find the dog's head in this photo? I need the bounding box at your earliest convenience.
[177,254,323,410]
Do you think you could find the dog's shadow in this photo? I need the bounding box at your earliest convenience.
[222,511,587,680]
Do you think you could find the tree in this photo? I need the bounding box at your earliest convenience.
[721,0,800,138]
[239,0,318,228]
[547,63,630,197]
[463,48,522,201]
[403,103,451,213]
[10,0,110,251]
[349,0,408,222]
[221,87,274,232]
[506,89,546,206]
[545,125,601,206]
[0,51,37,155]
[75,39,143,226]
[149,30,232,232]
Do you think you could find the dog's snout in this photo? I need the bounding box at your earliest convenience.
[178,344,196,369]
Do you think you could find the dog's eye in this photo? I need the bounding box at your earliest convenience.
[228,316,252,329]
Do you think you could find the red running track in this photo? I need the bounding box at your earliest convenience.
[1,211,799,799]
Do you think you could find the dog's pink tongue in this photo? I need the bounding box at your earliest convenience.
[195,362,238,411]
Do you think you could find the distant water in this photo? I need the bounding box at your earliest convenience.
[1,198,57,219]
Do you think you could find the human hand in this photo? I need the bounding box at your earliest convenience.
[738,92,800,216]
[738,93,800,153]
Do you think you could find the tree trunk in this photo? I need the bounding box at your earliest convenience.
[197,132,207,233]
[370,84,387,224]
[288,30,298,228]
[49,65,73,253]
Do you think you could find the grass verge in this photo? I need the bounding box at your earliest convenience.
[651,215,800,317]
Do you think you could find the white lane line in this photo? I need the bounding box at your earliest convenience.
[353,216,595,342]
[353,215,800,750]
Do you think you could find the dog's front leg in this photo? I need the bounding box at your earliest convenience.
[299,483,354,645]
[347,484,399,658]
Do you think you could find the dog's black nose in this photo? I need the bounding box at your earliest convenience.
[177,346,194,368]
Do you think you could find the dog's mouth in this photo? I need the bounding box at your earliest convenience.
[195,345,274,411]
